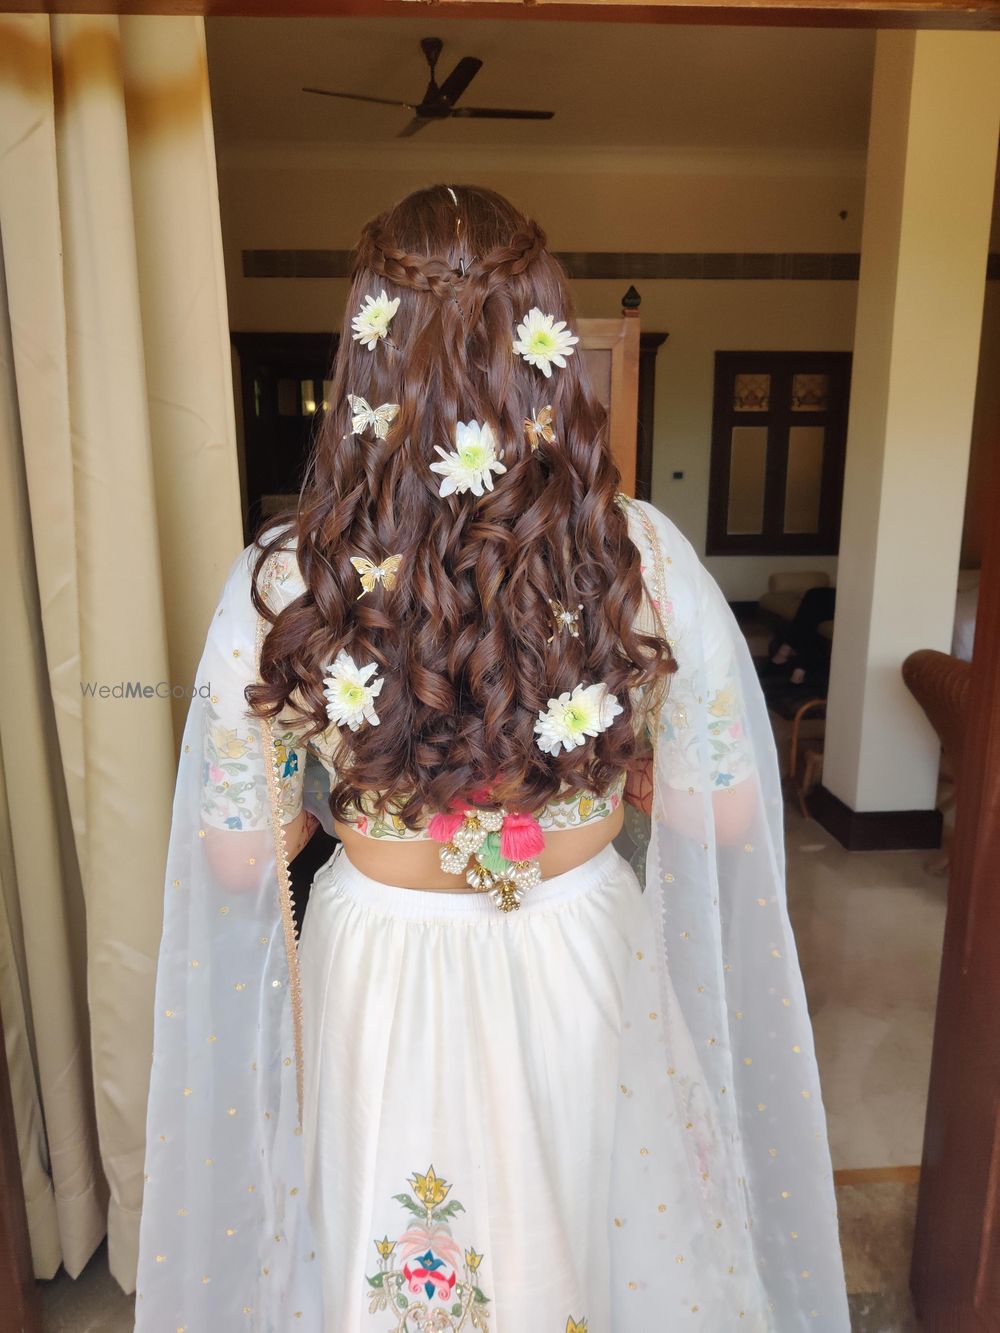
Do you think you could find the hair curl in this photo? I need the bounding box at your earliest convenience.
[246,184,674,828]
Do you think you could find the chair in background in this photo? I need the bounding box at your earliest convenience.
[788,698,828,819]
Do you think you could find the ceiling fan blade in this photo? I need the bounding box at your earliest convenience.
[437,56,483,107]
[449,107,555,121]
[302,86,414,110]
[397,116,432,139]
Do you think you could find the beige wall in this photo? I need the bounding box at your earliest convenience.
[215,143,998,601]
[823,29,1000,815]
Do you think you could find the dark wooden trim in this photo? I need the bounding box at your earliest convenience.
[243,252,1000,283]
[243,251,869,283]
[5,1,1000,31]
[835,1164,921,1185]
[810,783,943,851]
[706,349,852,557]
[230,331,337,542]
[909,392,1000,1327]
[0,999,42,1333]
[636,332,668,502]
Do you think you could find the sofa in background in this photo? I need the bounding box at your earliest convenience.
[757,570,835,644]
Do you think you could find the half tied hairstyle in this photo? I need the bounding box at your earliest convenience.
[247,184,675,828]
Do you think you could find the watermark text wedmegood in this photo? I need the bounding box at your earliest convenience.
[80,681,212,700]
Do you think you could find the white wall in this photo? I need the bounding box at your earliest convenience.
[823,29,1000,814]
[216,142,998,602]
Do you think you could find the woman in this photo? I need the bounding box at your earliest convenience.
[134,186,849,1331]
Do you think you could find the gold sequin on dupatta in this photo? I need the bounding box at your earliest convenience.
[255,549,306,1124]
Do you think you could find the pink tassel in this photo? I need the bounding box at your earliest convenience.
[428,808,466,844]
[500,812,545,862]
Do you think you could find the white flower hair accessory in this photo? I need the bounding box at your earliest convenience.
[513,309,579,378]
[351,290,400,351]
[429,420,507,498]
[534,682,624,756]
[322,650,384,731]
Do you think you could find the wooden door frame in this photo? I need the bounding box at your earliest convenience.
[910,425,1000,1329]
[2,0,999,29]
[578,311,641,496]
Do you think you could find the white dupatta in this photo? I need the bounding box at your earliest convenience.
[133,499,849,1331]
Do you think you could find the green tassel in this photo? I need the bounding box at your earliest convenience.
[476,833,509,874]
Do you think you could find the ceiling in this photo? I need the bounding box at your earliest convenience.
[205,17,876,154]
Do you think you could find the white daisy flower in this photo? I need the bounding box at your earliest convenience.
[429,420,507,498]
[351,290,400,351]
[534,682,624,756]
[512,308,580,378]
[322,650,384,731]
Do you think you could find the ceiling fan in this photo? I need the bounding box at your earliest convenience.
[303,36,555,139]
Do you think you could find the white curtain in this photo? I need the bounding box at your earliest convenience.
[0,14,243,1290]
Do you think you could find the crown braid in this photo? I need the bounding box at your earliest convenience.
[353,216,547,325]
[354,222,460,301]
[456,222,546,324]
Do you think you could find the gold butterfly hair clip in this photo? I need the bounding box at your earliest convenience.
[348,395,400,440]
[524,405,556,452]
[350,554,403,599]
[547,599,583,642]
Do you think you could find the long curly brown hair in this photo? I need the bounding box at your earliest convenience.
[247,184,674,828]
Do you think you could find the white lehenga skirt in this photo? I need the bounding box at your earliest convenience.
[298,842,772,1333]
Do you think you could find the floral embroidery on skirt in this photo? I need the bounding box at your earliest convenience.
[366,1166,490,1330]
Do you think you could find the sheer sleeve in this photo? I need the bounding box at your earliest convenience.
[626,503,759,846]
[196,535,308,890]
[611,499,849,1331]
[665,562,756,792]
[199,544,306,830]
[134,526,324,1331]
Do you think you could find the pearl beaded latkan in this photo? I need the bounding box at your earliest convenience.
[434,809,543,913]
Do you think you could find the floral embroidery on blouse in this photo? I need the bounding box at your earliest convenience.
[302,748,628,841]
[534,775,625,832]
[366,1165,490,1329]
[200,702,266,831]
[705,685,751,789]
[657,667,754,793]
[200,693,304,831]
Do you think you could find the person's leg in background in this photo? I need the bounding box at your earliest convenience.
[772,586,837,683]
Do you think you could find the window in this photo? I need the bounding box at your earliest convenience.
[707,351,851,556]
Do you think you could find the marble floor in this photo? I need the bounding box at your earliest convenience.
[784,806,947,1173]
[36,804,945,1332]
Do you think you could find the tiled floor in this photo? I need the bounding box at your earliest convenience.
[39,1241,132,1332]
[36,803,944,1332]
[840,1181,923,1332]
[784,806,947,1172]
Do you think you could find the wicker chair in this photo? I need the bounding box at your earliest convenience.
[788,698,828,819]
